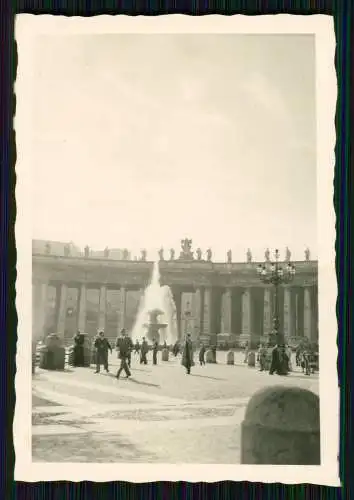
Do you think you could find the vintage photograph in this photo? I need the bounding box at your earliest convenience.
[15,15,338,483]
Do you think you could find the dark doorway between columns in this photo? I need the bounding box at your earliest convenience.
[210,287,223,335]
[171,287,182,340]
[231,288,243,336]
[251,287,264,339]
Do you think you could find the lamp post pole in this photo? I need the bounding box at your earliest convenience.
[257,249,296,347]
[184,301,191,337]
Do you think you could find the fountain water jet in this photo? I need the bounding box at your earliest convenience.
[131,261,178,344]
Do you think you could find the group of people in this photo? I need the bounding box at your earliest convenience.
[86,329,200,379]
[74,329,314,380]
[255,341,318,376]
[295,344,319,375]
[173,337,207,372]
[91,330,201,377]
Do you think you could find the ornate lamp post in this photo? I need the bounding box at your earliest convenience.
[257,249,296,347]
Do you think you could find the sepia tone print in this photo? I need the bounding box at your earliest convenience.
[15,15,338,484]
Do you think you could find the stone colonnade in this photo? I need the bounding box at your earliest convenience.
[170,285,318,344]
[32,281,318,345]
[32,282,144,343]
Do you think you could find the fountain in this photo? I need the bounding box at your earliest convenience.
[131,261,178,345]
[143,308,168,344]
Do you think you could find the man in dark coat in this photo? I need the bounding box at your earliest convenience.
[152,338,158,365]
[134,340,140,354]
[140,337,149,365]
[73,330,85,367]
[94,331,112,373]
[115,330,132,379]
[269,344,289,376]
[172,341,179,357]
[118,329,133,368]
[199,343,206,366]
[258,344,268,372]
[182,334,194,374]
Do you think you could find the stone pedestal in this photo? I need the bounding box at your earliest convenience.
[241,386,320,464]
[39,334,66,370]
[226,351,234,365]
[161,348,169,362]
[247,351,256,367]
[205,349,216,363]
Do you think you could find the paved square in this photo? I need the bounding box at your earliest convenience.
[32,351,319,463]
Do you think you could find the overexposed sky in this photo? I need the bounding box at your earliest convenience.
[31,34,317,262]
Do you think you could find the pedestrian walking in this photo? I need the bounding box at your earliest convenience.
[140,337,149,365]
[258,344,267,372]
[73,330,85,367]
[182,334,194,374]
[152,338,158,365]
[115,330,132,379]
[269,344,289,376]
[94,331,112,373]
[134,340,140,355]
[199,343,206,366]
[172,341,179,357]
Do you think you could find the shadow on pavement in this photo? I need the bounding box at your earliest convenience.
[190,374,228,381]
[128,378,160,388]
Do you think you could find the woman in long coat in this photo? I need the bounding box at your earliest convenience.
[181,334,194,374]
[269,344,289,376]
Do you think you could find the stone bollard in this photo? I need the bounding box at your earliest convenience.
[205,349,215,363]
[39,334,65,370]
[247,351,256,367]
[226,351,234,365]
[241,386,320,465]
[161,348,169,362]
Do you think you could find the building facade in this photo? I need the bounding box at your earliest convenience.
[32,243,318,346]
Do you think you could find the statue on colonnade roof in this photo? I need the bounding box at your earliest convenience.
[179,238,194,260]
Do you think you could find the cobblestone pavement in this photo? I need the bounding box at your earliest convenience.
[32,350,319,463]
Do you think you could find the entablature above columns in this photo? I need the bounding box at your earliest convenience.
[33,254,318,290]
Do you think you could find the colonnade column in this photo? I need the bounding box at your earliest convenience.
[78,284,86,332]
[242,289,251,338]
[283,286,292,340]
[118,287,126,333]
[304,287,312,340]
[194,288,202,338]
[98,285,107,331]
[32,281,48,341]
[203,287,212,336]
[221,288,232,333]
[263,287,272,336]
[57,283,68,337]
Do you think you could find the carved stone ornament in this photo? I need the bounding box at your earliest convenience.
[179,238,194,260]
